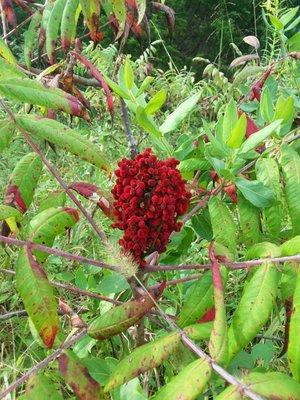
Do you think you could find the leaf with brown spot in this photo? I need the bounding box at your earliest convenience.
[25,373,63,399]
[16,247,59,348]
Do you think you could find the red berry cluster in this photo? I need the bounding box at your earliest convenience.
[112,149,191,266]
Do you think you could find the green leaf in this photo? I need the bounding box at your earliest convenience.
[46,0,67,64]
[178,267,228,327]
[111,0,126,33]
[136,0,147,24]
[235,177,274,208]
[280,6,299,26]
[256,158,282,238]
[16,247,59,348]
[281,236,300,256]
[136,106,162,139]
[273,96,295,135]
[27,207,79,262]
[145,89,167,115]
[288,31,300,51]
[223,98,238,143]
[226,113,247,149]
[124,57,134,90]
[160,92,201,134]
[25,374,63,400]
[61,0,80,51]
[88,288,163,340]
[238,120,281,154]
[104,74,131,100]
[0,205,22,222]
[237,192,262,247]
[0,78,87,118]
[227,243,280,362]
[0,37,16,64]
[104,332,181,391]
[59,350,107,399]
[260,85,274,122]
[183,322,213,340]
[150,359,211,400]
[16,116,110,172]
[136,76,154,97]
[280,146,300,235]
[269,14,284,29]
[0,57,27,80]
[24,10,42,68]
[0,119,15,152]
[288,268,300,382]
[208,196,237,256]
[38,190,67,212]
[79,0,100,40]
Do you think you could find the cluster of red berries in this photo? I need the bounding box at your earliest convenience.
[112,149,191,266]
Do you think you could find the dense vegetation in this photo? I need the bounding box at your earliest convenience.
[0,0,299,399]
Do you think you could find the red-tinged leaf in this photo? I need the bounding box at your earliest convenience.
[208,242,228,364]
[1,0,16,27]
[25,374,64,400]
[69,182,113,218]
[198,306,215,323]
[88,284,165,340]
[71,51,114,118]
[224,184,237,204]
[39,0,53,50]
[12,0,33,15]
[45,0,67,64]
[59,350,107,400]
[279,298,293,357]
[79,0,102,42]
[249,64,274,101]
[16,247,59,348]
[152,2,175,36]
[61,0,80,51]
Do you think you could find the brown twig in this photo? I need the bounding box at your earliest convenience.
[2,13,34,40]
[120,99,138,158]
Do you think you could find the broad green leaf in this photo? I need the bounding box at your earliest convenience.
[226,113,247,149]
[178,267,228,327]
[0,57,27,80]
[104,74,131,100]
[288,31,300,51]
[136,106,162,139]
[145,89,167,115]
[25,374,63,400]
[280,7,299,26]
[59,350,107,399]
[0,78,87,118]
[5,152,42,211]
[237,193,261,247]
[208,196,237,256]
[183,322,213,340]
[281,236,300,256]
[124,57,134,90]
[150,359,211,400]
[61,0,80,51]
[222,98,238,143]
[269,14,284,29]
[16,247,59,348]
[235,177,274,208]
[280,146,300,235]
[104,332,181,391]
[256,158,282,238]
[24,10,42,68]
[0,205,22,222]
[0,37,16,64]
[111,0,126,33]
[16,116,110,172]
[160,92,201,134]
[136,76,154,97]
[288,268,300,382]
[227,243,281,362]
[88,288,163,340]
[27,207,79,262]
[238,120,281,154]
[46,0,67,64]
[260,85,274,122]
[38,190,67,213]
[273,96,295,135]
[233,65,264,86]
[0,119,15,152]
[285,14,300,32]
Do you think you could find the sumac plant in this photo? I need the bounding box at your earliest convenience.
[0,1,300,399]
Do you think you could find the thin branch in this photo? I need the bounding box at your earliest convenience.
[0,307,88,321]
[120,99,138,158]
[0,328,87,400]
[2,13,34,40]
[0,235,118,272]
[0,1,8,43]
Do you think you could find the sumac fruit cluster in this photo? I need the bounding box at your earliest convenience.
[112,149,191,266]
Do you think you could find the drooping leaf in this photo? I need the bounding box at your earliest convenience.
[124,56,134,89]
[104,332,181,391]
[235,177,274,208]
[136,0,146,24]
[79,0,101,42]
[0,78,88,119]
[88,285,165,340]
[280,146,300,235]
[38,190,67,213]
[238,120,281,154]
[136,105,162,139]
[151,2,175,36]
[59,350,107,399]
[4,152,42,212]
[112,0,126,35]
[243,35,260,49]
[150,358,211,400]
[0,119,15,152]
[0,205,22,222]
[24,10,42,68]
[15,116,110,172]
[226,113,247,149]
[0,56,27,80]
[46,0,67,64]
[256,158,282,238]
[39,0,54,49]
[229,54,259,68]
[145,89,167,115]
[27,207,79,262]
[160,92,201,134]
[61,0,80,51]
[222,98,238,143]
[227,242,281,362]
[208,196,237,256]
[183,322,213,340]
[237,192,262,247]
[16,247,59,348]
[281,236,300,256]
[0,36,16,64]
[216,372,300,400]
[25,374,63,400]
[178,267,228,327]
[288,268,300,382]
